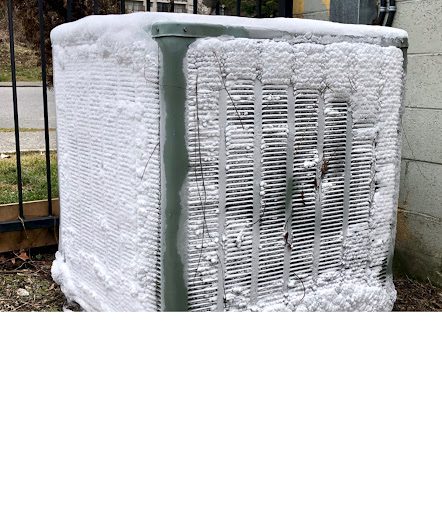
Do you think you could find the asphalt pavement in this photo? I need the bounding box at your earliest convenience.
[0,82,56,153]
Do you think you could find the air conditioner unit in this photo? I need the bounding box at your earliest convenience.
[50,13,407,311]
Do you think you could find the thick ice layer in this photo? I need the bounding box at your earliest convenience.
[51,22,160,311]
[51,12,407,47]
[185,38,405,312]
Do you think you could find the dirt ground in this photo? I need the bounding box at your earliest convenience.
[0,249,440,312]
[392,276,442,312]
[0,249,65,312]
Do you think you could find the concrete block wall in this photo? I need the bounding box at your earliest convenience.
[393,0,442,286]
[293,0,442,286]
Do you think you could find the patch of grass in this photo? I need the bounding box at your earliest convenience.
[0,38,41,83]
[0,65,41,82]
[0,151,58,204]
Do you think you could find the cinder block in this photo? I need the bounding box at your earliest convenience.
[393,0,442,54]
[399,160,442,219]
[395,209,442,286]
[402,108,442,164]
[405,54,442,109]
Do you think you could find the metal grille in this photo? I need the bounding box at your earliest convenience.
[52,33,162,310]
[187,80,382,310]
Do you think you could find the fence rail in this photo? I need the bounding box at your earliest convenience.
[1,0,293,251]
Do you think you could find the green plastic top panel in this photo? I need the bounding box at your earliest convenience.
[148,13,408,48]
[51,12,408,49]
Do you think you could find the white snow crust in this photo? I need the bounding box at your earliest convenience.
[185,37,405,312]
[51,23,160,311]
[51,12,407,47]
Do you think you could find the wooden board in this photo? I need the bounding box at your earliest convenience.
[0,198,59,222]
[0,199,59,253]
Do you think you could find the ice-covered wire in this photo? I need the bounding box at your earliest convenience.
[192,74,227,303]
[141,142,159,180]
[212,51,246,132]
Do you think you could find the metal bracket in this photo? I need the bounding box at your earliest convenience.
[152,22,235,39]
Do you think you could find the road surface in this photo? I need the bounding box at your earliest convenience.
[0,83,56,152]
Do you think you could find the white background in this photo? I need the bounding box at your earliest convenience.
[1,314,441,512]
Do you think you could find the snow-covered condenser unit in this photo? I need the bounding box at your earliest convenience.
[51,13,408,311]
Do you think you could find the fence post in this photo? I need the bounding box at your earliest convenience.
[66,0,73,21]
[6,0,24,217]
[37,0,53,216]
[278,0,293,17]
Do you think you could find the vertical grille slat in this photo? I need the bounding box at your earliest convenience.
[290,90,320,289]
[257,85,289,300]
[187,70,221,311]
[343,123,376,279]
[317,101,348,275]
[223,81,255,308]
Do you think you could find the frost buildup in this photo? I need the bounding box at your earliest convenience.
[51,13,407,311]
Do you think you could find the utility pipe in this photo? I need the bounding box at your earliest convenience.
[385,0,397,26]
[378,0,387,25]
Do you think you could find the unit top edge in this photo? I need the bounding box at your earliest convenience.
[50,12,408,48]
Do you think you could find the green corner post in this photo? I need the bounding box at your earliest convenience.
[154,29,193,312]
[152,23,247,311]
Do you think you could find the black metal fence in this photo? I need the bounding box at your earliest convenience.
[0,0,293,241]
